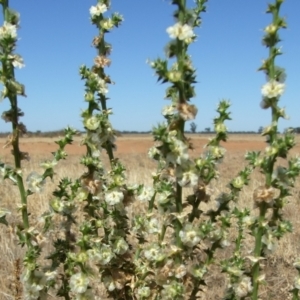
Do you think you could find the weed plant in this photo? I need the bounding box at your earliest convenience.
[0,0,300,299]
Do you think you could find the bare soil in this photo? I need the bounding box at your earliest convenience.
[2,134,298,157]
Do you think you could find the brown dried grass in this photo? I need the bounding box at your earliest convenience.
[0,135,300,299]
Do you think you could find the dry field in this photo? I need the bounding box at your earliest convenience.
[1,134,300,299]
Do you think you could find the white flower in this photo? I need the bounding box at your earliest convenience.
[40,160,57,169]
[167,139,189,165]
[167,71,182,82]
[144,244,165,262]
[137,286,151,298]
[88,245,115,265]
[50,198,65,213]
[175,264,187,278]
[209,146,226,159]
[102,275,123,291]
[167,22,194,42]
[264,24,277,34]
[44,270,57,282]
[242,216,255,227]
[156,191,171,205]
[146,218,161,234]
[231,176,245,189]
[24,287,40,300]
[0,207,11,218]
[113,237,129,255]
[22,270,46,300]
[178,170,198,187]
[234,276,253,299]
[162,105,177,116]
[215,123,227,133]
[261,80,285,99]
[8,54,25,68]
[179,223,200,247]
[26,172,45,193]
[100,18,114,30]
[90,3,107,17]
[75,188,89,202]
[105,190,124,205]
[295,276,300,290]
[148,146,160,159]
[137,186,154,202]
[227,266,244,277]
[262,231,277,252]
[97,77,108,94]
[84,116,100,131]
[69,272,89,294]
[87,248,101,261]
[0,22,17,40]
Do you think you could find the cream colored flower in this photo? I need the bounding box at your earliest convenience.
[234,276,252,298]
[90,3,107,17]
[26,172,45,193]
[100,18,114,30]
[9,54,25,68]
[84,115,100,131]
[146,218,161,234]
[167,70,182,82]
[70,273,89,294]
[167,22,194,42]
[262,231,277,252]
[137,186,154,202]
[0,207,11,218]
[0,22,17,40]
[175,264,187,278]
[137,286,151,298]
[261,80,285,98]
[264,24,277,34]
[179,223,200,247]
[178,170,198,187]
[105,190,124,205]
[162,105,177,116]
[295,276,300,290]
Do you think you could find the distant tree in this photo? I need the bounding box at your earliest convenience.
[294,127,300,134]
[258,126,263,134]
[190,122,197,133]
[205,127,211,133]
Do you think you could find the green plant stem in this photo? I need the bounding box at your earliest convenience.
[98,29,114,163]
[252,4,283,298]
[100,96,114,161]
[159,224,167,242]
[173,3,188,257]
[251,203,267,300]
[1,1,29,234]
[11,97,29,228]
[148,191,156,212]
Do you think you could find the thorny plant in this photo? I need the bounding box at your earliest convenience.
[0,0,300,299]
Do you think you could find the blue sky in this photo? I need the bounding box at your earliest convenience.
[1,0,299,133]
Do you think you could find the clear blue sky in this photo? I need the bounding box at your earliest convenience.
[1,0,299,133]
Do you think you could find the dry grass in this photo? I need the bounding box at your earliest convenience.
[1,135,300,299]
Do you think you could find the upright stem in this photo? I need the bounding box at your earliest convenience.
[251,2,285,298]
[251,204,267,300]
[1,0,29,232]
[98,30,114,163]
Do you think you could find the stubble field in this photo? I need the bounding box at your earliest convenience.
[0,134,300,299]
